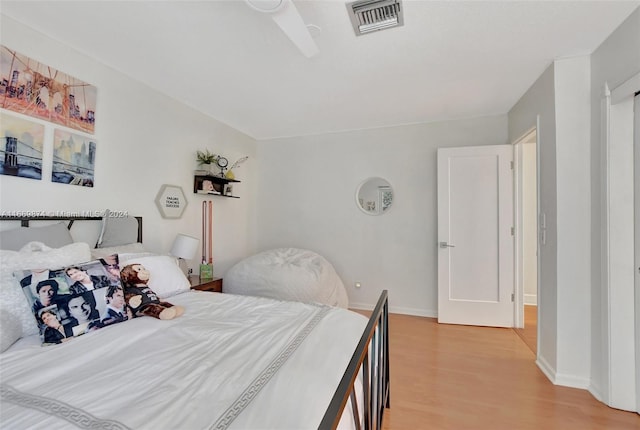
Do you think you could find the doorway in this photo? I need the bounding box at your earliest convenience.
[513,128,539,354]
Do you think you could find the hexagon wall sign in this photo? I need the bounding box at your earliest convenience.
[155,184,188,219]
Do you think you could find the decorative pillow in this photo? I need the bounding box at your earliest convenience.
[0,222,73,251]
[16,254,130,346]
[95,211,140,248]
[0,242,92,338]
[91,242,147,260]
[118,255,190,299]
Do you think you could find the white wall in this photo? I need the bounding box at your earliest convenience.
[590,7,640,404]
[0,16,258,275]
[508,64,559,376]
[509,55,593,390]
[554,55,591,389]
[508,7,639,400]
[255,115,508,315]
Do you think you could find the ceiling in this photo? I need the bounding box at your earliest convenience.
[1,1,638,140]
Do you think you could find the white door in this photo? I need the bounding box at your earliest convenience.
[437,145,514,327]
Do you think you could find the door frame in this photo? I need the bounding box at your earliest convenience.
[601,72,639,411]
[634,91,640,415]
[512,120,541,346]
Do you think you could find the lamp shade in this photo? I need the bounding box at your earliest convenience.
[170,234,199,260]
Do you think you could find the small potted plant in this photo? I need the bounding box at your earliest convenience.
[196,149,218,175]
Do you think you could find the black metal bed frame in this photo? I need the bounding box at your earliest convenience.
[319,289,390,430]
[0,215,389,429]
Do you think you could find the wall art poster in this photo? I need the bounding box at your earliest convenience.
[0,111,44,180]
[0,45,97,134]
[52,129,96,187]
[154,184,188,219]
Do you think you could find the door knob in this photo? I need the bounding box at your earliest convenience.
[439,242,455,248]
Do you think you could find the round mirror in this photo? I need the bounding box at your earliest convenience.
[356,177,394,215]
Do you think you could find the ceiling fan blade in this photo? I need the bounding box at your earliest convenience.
[271,0,319,58]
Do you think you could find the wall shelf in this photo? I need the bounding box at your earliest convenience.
[194,174,240,199]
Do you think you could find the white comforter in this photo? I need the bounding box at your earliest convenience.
[0,291,367,430]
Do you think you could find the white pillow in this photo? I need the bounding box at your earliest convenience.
[0,307,22,352]
[91,242,146,260]
[0,242,92,337]
[118,255,190,299]
[0,222,73,251]
[96,214,140,248]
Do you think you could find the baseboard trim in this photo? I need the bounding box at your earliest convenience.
[536,355,556,383]
[349,302,437,318]
[555,373,591,390]
[348,303,374,312]
[390,306,437,318]
[589,382,605,404]
[537,354,590,389]
[524,294,538,305]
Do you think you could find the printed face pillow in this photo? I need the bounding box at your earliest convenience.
[16,254,131,346]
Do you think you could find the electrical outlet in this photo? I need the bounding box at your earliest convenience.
[355,282,362,288]
[188,268,193,275]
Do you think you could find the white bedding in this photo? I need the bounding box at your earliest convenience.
[0,291,367,429]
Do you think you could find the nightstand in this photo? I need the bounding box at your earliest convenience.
[189,275,223,293]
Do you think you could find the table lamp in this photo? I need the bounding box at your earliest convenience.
[170,233,199,275]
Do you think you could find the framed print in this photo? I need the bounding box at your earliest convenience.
[380,186,393,212]
[1,45,97,134]
[154,184,188,219]
[223,183,233,196]
[52,129,96,187]
[0,111,44,180]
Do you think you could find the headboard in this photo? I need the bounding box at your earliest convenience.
[0,215,143,246]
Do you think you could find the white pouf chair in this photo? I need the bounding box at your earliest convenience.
[224,248,349,308]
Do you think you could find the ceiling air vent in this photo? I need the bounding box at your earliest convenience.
[347,0,404,36]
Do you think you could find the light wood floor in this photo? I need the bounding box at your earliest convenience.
[513,304,538,354]
[378,313,639,430]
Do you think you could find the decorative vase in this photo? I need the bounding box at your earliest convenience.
[225,170,235,180]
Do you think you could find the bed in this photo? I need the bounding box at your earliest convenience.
[0,215,389,430]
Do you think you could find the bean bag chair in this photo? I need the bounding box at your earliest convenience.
[224,248,349,308]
